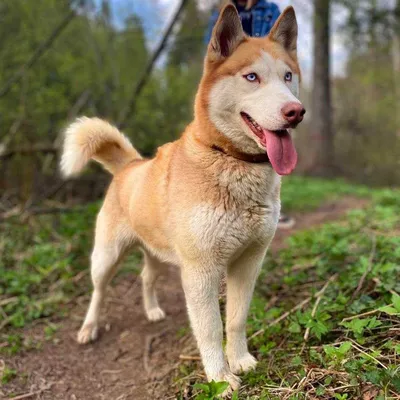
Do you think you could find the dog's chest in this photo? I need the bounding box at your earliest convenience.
[188,166,280,257]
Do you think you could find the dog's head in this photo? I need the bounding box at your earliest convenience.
[196,5,304,176]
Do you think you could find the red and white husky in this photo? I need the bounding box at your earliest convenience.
[61,4,305,393]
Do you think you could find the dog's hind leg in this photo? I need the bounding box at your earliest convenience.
[141,250,166,322]
[77,209,133,344]
[226,244,267,374]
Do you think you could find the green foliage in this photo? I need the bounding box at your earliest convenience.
[333,47,400,185]
[193,381,229,400]
[328,1,400,186]
[167,1,207,68]
[338,0,394,50]
[1,0,205,200]
[324,342,352,366]
[334,394,348,400]
[0,0,147,138]
[44,323,59,340]
[2,173,400,398]
[378,293,400,316]
[0,204,99,330]
[0,334,24,356]
[1,366,17,384]
[0,202,141,341]
[280,176,370,212]
[341,317,382,339]
[177,180,400,398]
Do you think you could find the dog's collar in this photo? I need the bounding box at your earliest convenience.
[211,144,270,164]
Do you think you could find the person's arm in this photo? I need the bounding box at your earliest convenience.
[204,9,220,44]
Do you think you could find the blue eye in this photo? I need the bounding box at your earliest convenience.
[285,72,293,82]
[244,73,258,82]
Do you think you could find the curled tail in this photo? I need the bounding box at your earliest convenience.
[60,117,141,177]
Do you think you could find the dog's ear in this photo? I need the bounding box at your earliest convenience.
[269,6,298,59]
[208,4,246,61]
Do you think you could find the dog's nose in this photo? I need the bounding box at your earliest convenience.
[281,102,306,126]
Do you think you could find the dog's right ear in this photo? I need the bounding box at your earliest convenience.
[208,4,245,62]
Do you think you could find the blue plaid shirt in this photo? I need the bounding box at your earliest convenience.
[205,0,281,43]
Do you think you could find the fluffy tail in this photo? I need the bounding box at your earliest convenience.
[60,117,141,177]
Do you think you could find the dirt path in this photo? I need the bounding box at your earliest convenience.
[1,197,367,400]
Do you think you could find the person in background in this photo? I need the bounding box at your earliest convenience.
[205,0,296,230]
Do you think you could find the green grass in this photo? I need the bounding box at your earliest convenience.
[1,365,17,384]
[280,176,371,212]
[189,188,400,399]
[0,202,141,354]
[1,176,399,399]
[0,201,143,332]
[0,203,99,333]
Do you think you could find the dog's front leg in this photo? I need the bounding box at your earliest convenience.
[181,266,241,392]
[226,244,267,374]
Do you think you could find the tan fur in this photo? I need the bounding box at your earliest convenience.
[61,117,141,177]
[61,5,303,393]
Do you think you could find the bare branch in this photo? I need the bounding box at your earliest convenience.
[0,145,58,160]
[117,0,189,129]
[0,1,84,98]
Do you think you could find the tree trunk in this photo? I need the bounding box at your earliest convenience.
[310,0,335,176]
[393,0,400,136]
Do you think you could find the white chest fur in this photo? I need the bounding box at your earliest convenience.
[188,163,280,262]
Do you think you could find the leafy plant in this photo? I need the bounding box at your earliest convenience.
[341,317,382,339]
[1,366,17,384]
[193,381,229,400]
[324,342,352,366]
[378,293,400,316]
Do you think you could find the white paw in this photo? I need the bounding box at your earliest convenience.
[77,323,99,344]
[228,352,257,375]
[209,369,241,397]
[146,307,166,322]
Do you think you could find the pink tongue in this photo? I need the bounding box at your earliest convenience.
[261,129,297,175]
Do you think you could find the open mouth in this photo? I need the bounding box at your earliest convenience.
[240,112,298,176]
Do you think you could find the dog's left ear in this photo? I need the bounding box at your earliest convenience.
[208,4,246,61]
[269,6,298,59]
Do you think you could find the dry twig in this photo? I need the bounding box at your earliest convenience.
[349,339,388,369]
[250,274,338,341]
[250,297,311,340]
[179,354,201,361]
[6,382,54,400]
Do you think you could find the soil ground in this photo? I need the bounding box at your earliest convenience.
[1,197,368,400]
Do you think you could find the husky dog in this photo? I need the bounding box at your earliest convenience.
[61,4,304,393]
